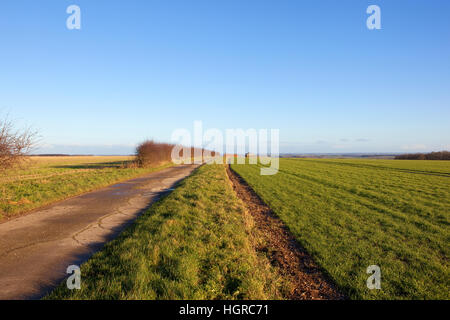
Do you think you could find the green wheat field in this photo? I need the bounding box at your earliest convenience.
[231,158,450,299]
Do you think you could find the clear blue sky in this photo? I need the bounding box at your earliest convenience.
[1,0,449,154]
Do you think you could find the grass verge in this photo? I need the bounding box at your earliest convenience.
[46,164,286,300]
[0,156,173,221]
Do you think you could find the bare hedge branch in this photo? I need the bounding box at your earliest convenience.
[135,140,174,167]
[0,116,37,170]
[135,140,218,168]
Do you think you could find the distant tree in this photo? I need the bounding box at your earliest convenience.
[0,116,37,170]
[395,151,450,160]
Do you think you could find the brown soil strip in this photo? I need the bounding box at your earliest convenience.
[226,165,346,300]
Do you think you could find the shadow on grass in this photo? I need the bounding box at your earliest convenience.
[51,161,133,170]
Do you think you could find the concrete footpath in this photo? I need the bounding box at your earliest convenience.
[0,164,199,299]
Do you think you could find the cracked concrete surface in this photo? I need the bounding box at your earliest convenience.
[0,164,199,300]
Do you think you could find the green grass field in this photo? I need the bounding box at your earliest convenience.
[46,164,286,300]
[231,158,450,299]
[0,156,172,220]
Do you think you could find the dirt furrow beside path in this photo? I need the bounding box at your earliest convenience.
[0,164,199,300]
[226,165,345,300]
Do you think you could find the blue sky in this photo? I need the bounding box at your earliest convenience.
[0,0,449,154]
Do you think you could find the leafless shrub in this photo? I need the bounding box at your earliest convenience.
[135,140,218,168]
[135,140,174,167]
[0,116,37,170]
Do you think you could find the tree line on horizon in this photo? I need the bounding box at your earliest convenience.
[395,151,450,160]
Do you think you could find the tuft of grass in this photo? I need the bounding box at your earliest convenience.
[231,158,450,300]
[0,156,173,220]
[46,164,286,300]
